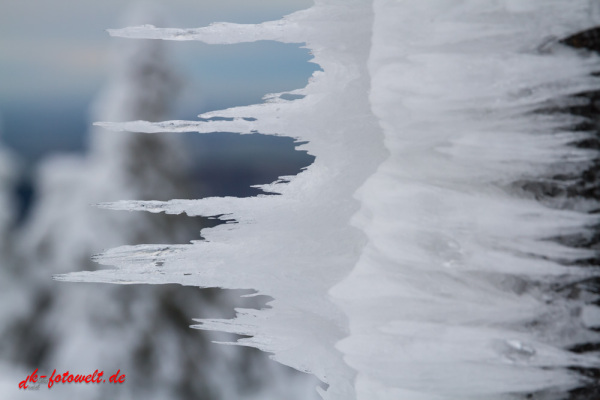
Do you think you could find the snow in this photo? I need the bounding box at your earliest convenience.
[59,1,600,399]
[0,6,318,400]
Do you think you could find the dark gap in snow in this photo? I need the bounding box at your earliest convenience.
[0,289,54,367]
[184,132,315,198]
[279,93,305,101]
[518,26,600,400]
[12,172,34,227]
[561,27,600,54]
[97,210,226,245]
[197,116,235,122]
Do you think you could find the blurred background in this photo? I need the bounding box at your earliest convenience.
[0,0,321,398]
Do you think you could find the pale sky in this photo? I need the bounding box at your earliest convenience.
[0,0,314,104]
[0,0,317,160]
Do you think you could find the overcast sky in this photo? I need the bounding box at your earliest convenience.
[0,0,314,105]
[0,0,317,161]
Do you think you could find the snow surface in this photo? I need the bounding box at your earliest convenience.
[60,1,600,399]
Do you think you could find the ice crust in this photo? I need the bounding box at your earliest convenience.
[2,7,319,399]
[60,1,600,399]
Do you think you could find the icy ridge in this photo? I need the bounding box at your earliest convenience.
[58,1,382,399]
[331,1,600,399]
[57,0,600,399]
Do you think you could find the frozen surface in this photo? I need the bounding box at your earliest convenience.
[0,6,317,400]
[60,1,600,399]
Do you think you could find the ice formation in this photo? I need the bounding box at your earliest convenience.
[0,7,315,400]
[60,1,600,399]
